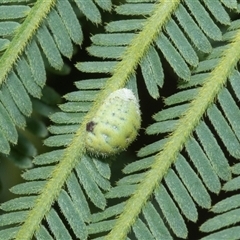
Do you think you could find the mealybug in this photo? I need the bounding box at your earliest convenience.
[85,88,141,156]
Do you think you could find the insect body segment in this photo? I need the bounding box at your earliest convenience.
[86,88,141,156]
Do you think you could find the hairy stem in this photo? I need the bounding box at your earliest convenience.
[0,0,56,85]
[105,10,240,240]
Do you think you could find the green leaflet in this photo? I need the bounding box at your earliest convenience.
[1,1,240,240]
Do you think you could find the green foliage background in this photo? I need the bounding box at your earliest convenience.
[0,0,240,239]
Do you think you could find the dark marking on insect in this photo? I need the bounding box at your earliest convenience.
[86,121,96,132]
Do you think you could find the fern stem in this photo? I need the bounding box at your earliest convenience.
[14,0,180,239]
[11,2,63,239]
[105,13,240,240]
[90,0,181,100]
[0,0,56,84]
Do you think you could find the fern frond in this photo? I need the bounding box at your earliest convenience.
[199,161,240,239]
[78,0,182,101]
[0,0,103,156]
[79,0,231,103]
[0,0,114,238]
[87,17,240,239]
[6,78,112,239]
[1,1,239,240]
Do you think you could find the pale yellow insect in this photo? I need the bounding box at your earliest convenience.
[85,88,141,156]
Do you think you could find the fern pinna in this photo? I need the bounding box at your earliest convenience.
[0,0,240,240]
